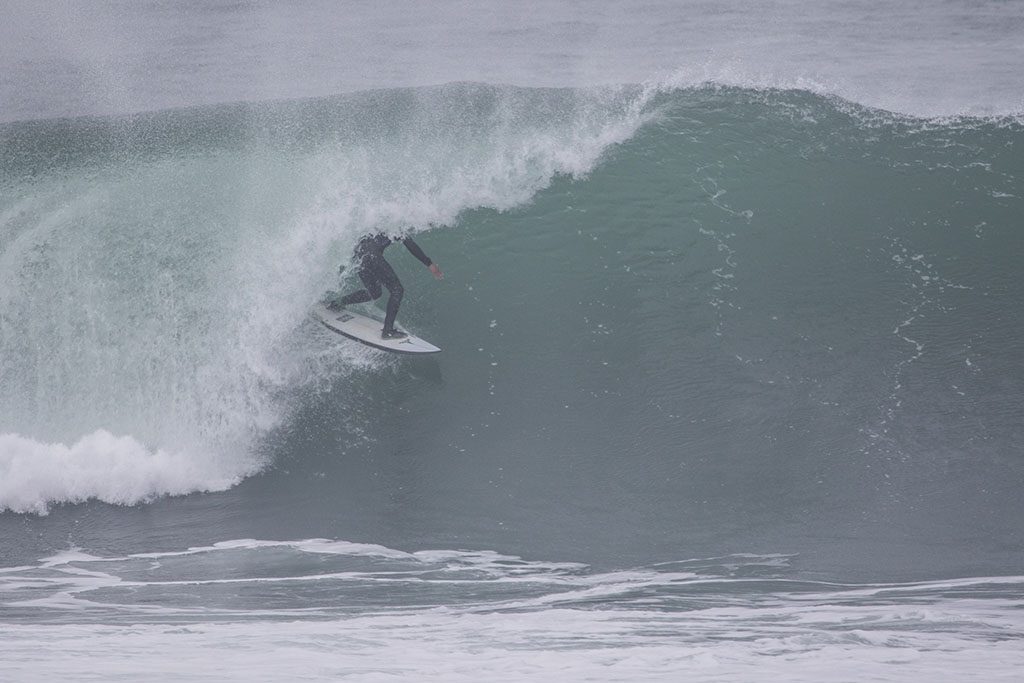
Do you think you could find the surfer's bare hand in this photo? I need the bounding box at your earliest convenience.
[429,263,444,280]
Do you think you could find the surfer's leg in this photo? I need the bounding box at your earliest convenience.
[377,259,405,333]
[338,261,383,306]
[337,289,372,307]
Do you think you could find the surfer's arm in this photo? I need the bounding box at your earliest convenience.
[401,237,433,267]
[400,237,443,279]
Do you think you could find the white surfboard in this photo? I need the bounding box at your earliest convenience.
[313,303,441,354]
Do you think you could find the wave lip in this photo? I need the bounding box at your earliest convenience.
[0,430,244,515]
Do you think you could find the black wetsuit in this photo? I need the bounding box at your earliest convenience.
[338,233,433,333]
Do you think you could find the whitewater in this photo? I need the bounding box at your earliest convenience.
[2,1,1023,681]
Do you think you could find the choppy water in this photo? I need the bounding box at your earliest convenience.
[2,541,1022,682]
[2,2,1023,681]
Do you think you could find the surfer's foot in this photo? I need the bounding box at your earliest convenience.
[381,328,407,340]
[323,290,346,311]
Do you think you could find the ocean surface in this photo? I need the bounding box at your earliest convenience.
[2,1,1023,680]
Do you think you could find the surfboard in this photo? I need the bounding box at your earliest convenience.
[312,303,441,354]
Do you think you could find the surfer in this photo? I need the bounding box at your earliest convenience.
[328,233,443,339]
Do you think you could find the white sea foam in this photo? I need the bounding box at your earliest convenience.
[1,539,1021,682]
[2,610,1021,683]
[0,430,245,515]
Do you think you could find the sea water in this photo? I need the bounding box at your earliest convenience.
[1,2,1023,681]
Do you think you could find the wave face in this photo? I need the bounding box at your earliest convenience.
[1,83,1021,554]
